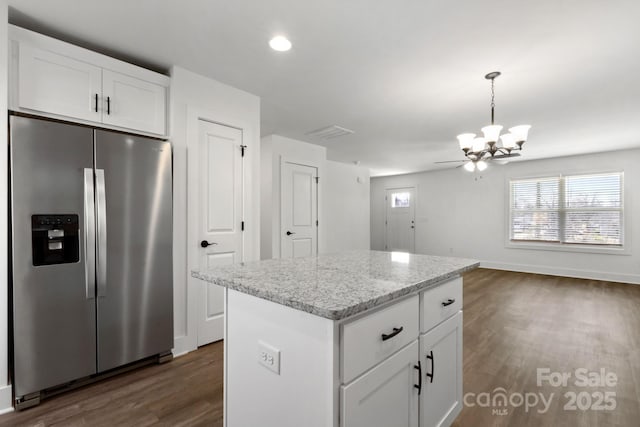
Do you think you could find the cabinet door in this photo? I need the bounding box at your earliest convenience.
[342,340,419,427]
[19,43,102,122]
[420,311,463,427]
[102,69,166,135]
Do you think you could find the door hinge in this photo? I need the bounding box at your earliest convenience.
[315,176,319,184]
[241,221,245,231]
[316,220,319,227]
[241,145,247,157]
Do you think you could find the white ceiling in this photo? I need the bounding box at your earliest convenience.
[8,0,640,176]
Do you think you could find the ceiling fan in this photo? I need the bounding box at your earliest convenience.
[436,71,531,172]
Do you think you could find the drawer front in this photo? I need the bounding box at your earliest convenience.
[342,295,419,384]
[420,277,462,333]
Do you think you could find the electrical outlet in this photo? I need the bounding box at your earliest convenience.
[258,341,281,374]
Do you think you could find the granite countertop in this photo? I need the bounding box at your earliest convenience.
[191,250,479,320]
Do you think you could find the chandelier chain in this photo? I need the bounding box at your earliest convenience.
[490,77,495,125]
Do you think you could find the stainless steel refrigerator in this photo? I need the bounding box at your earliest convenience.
[9,115,173,409]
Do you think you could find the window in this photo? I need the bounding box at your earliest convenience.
[391,192,410,208]
[510,172,623,246]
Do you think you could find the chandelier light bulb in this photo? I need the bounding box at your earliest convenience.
[500,133,516,149]
[472,137,486,153]
[481,125,503,143]
[476,160,488,171]
[509,125,531,143]
[464,162,476,172]
[457,133,476,150]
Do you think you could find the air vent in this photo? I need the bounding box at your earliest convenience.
[305,125,354,140]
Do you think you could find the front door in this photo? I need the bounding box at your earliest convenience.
[385,187,416,252]
[190,120,244,346]
[280,161,318,258]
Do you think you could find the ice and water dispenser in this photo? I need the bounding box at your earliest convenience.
[31,214,80,266]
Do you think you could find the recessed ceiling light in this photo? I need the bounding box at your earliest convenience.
[269,36,292,52]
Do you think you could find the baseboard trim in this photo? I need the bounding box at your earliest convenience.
[0,384,13,414]
[173,335,197,358]
[481,261,640,285]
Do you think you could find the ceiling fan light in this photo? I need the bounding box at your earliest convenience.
[509,125,531,142]
[457,133,476,150]
[481,125,503,143]
[463,161,476,172]
[476,160,488,171]
[500,133,516,149]
[472,137,486,153]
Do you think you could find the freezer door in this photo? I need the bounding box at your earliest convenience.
[10,116,97,397]
[94,130,173,372]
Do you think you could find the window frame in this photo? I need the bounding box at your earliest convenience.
[505,170,630,256]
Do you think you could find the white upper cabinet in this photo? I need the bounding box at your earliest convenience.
[10,25,169,136]
[19,44,102,123]
[101,70,166,136]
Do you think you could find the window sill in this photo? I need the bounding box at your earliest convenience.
[506,241,631,256]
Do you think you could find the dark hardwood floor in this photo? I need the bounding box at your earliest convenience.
[1,268,638,426]
[453,269,640,427]
[0,341,223,427]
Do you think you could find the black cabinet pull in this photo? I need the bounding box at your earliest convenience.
[426,350,434,383]
[442,298,456,307]
[106,96,111,115]
[286,231,295,236]
[200,240,217,248]
[381,326,403,341]
[94,94,98,112]
[414,361,422,395]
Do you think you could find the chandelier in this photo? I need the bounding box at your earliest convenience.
[455,71,531,172]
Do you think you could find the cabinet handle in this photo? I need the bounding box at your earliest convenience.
[414,361,422,395]
[381,326,403,341]
[426,350,434,383]
[106,96,111,115]
[94,93,98,112]
[442,298,455,307]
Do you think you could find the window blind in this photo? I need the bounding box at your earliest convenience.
[510,172,623,246]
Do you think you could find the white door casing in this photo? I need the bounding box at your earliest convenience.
[189,120,244,346]
[385,187,416,252]
[280,161,318,258]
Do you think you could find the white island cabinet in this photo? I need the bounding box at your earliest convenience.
[192,250,478,427]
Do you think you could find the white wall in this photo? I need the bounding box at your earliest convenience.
[170,66,260,356]
[325,161,370,253]
[260,135,326,259]
[0,0,10,414]
[371,148,640,284]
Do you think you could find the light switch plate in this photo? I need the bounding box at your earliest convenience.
[258,340,281,375]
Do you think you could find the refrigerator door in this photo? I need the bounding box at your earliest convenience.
[94,130,173,372]
[10,116,97,397]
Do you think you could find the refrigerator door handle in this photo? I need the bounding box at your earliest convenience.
[96,169,108,297]
[83,168,96,299]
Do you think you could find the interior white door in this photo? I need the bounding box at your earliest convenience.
[190,120,244,346]
[280,161,318,258]
[420,312,463,427]
[385,187,416,252]
[341,340,420,427]
[18,43,102,122]
[102,69,166,135]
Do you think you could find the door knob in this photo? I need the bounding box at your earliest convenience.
[200,240,217,248]
[286,231,295,236]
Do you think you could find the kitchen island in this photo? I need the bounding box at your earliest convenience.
[192,250,479,427]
